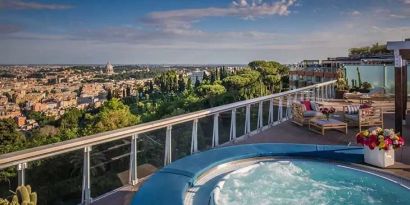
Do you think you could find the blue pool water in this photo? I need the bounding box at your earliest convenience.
[212,160,410,205]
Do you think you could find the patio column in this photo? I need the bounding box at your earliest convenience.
[394,51,405,133]
[388,40,410,134]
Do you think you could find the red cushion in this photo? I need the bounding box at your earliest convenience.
[301,101,312,111]
[360,104,371,109]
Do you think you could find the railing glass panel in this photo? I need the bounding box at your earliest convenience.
[262,100,270,127]
[90,137,131,198]
[0,167,18,203]
[197,116,213,151]
[137,128,166,175]
[218,111,232,145]
[236,107,246,137]
[26,149,83,205]
[250,103,259,131]
[171,121,192,161]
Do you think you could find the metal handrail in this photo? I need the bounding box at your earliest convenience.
[0,80,336,169]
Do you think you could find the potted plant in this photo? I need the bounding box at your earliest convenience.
[360,81,372,93]
[335,68,348,99]
[356,127,405,168]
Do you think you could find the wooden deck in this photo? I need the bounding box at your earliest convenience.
[94,99,410,205]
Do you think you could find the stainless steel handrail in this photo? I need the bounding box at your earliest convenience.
[0,80,336,169]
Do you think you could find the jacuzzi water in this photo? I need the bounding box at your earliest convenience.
[211,160,410,205]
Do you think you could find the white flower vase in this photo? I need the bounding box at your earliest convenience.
[364,146,395,168]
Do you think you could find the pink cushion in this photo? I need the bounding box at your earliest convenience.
[301,101,312,111]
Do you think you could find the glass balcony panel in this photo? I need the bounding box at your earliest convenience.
[137,128,166,179]
[218,111,232,145]
[262,100,270,127]
[0,167,18,203]
[197,116,213,151]
[236,107,246,137]
[250,103,258,131]
[25,149,83,205]
[171,121,192,161]
[90,137,132,198]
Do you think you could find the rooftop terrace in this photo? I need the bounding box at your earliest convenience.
[1,80,409,205]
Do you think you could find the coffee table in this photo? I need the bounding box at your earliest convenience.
[309,118,347,136]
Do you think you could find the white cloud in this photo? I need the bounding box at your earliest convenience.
[0,0,73,10]
[142,0,297,34]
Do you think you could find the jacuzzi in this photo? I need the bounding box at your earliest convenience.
[131,143,410,205]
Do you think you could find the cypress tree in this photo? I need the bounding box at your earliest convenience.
[187,77,192,90]
[195,76,200,87]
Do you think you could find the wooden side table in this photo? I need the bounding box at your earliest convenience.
[309,118,348,135]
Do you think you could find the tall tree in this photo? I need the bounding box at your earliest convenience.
[106,89,113,100]
[178,74,186,92]
[202,71,209,82]
[0,119,25,154]
[90,99,140,133]
[194,76,201,88]
[187,78,192,91]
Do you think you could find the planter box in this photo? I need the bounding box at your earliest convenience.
[364,146,395,168]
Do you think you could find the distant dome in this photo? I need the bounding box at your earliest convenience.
[105,61,114,75]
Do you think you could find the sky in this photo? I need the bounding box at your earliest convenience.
[0,0,409,64]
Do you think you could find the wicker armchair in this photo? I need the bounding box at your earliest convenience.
[343,106,383,131]
[292,102,323,126]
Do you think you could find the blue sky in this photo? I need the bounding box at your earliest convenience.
[0,0,409,64]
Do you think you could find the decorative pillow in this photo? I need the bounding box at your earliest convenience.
[346,105,360,114]
[310,102,319,111]
[301,101,312,111]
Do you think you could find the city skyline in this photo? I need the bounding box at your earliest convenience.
[0,0,409,64]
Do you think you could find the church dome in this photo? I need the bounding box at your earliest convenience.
[105,61,114,74]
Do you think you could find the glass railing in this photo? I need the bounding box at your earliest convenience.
[0,80,336,205]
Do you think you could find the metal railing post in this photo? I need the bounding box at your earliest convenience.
[229,109,236,141]
[244,104,251,135]
[285,95,291,120]
[268,98,274,125]
[257,101,263,130]
[129,134,138,186]
[191,119,198,154]
[212,113,219,147]
[81,146,92,205]
[321,86,325,101]
[164,126,172,166]
[277,96,283,122]
[313,87,317,101]
[17,163,27,186]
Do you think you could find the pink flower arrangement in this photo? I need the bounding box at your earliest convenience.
[320,107,335,120]
[356,127,405,150]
